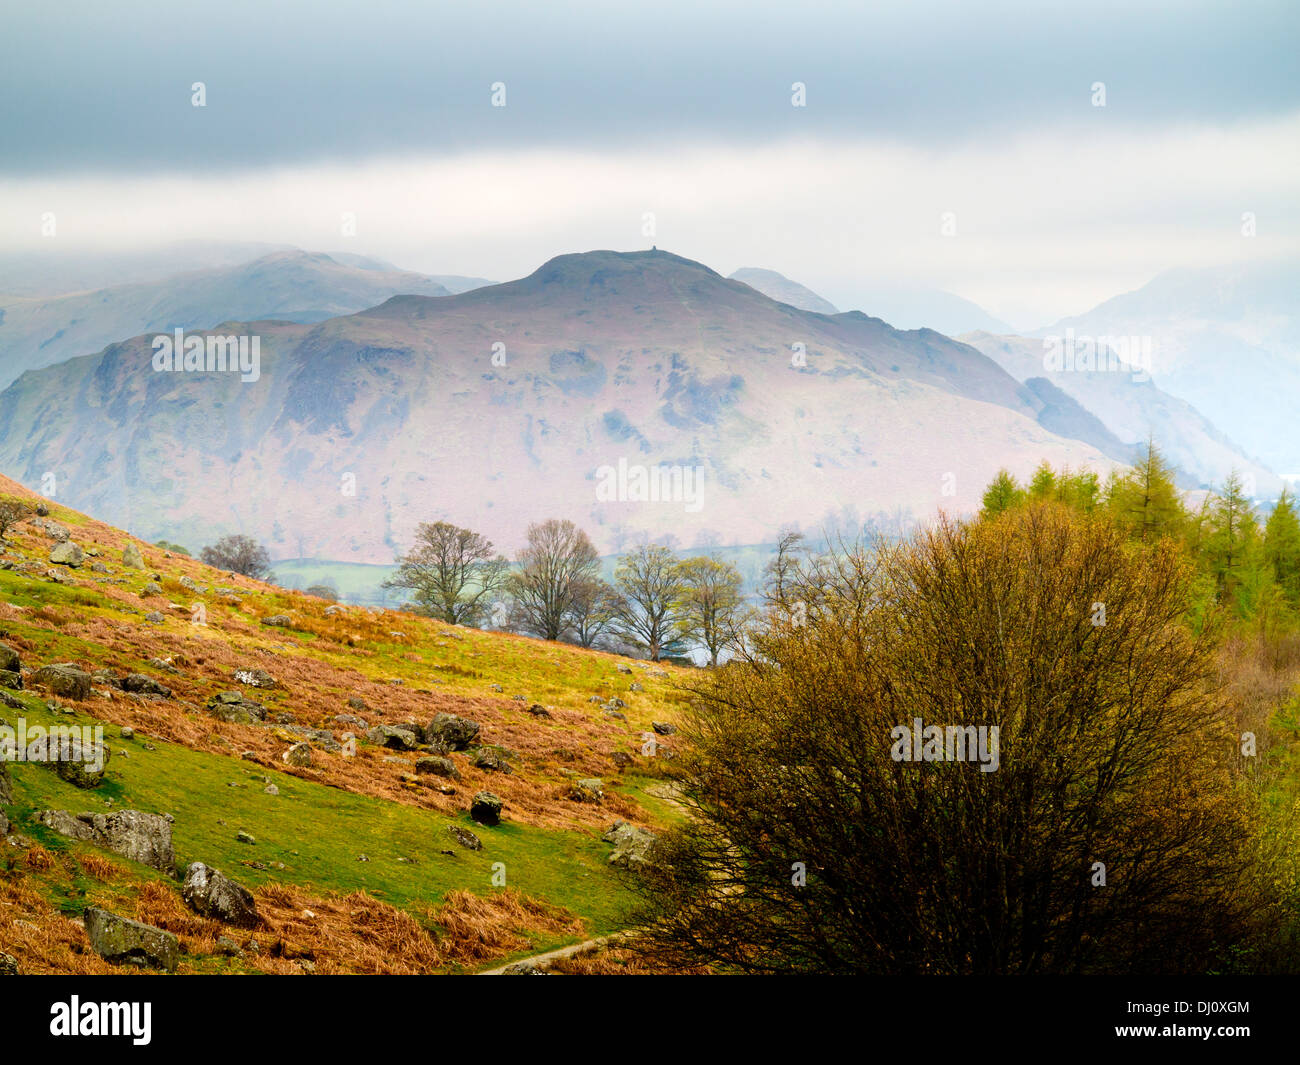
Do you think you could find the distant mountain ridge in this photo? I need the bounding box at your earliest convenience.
[0,249,493,390]
[0,248,1123,560]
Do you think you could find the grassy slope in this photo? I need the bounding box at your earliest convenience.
[0,478,690,972]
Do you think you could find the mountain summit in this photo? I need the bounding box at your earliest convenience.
[0,249,1120,559]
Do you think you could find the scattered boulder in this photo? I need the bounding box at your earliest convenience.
[0,952,16,975]
[118,673,172,697]
[502,962,549,975]
[91,562,108,574]
[447,824,482,851]
[652,721,677,736]
[606,697,626,710]
[525,703,552,718]
[470,791,503,826]
[472,746,512,774]
[236,830,256,845]
[233,668,277,689]
[366,725,420,750]
[616,664,633,674]
[207,691,266,724]
[141,582,163,597]
[610,751,634,768]
[261,615,291,628]
[48,541,84,567]
[603,821,659,868]
[0,759,12,805]
[34,810,174,872]
[282,742,313,768]
[346,696,368,711]
[122,543,145,569]
[0,644,19,673]
[84,908,178,972]
[182,863,259,928]
[144,611,164,624]
[629,682,644,692]
[416,755,460,779]
[34,502,49,516]
[33,663,92,700]
[570,778,604,803]
[425,712,480,751]
[31,517,70,541]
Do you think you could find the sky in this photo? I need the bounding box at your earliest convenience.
[2,0,1298,327]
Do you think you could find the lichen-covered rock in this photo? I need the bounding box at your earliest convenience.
[181,863,259,928]
[570,778,604,803]
[207,690,266,724]
[425,712,480,750]
[233,668,277,689]
[121,543,145,569]
[0,643,19,673]
[602,820,659,868]
[35,809,174,872]
[282,742,313,767]
[118,673,172,697]
[366,725,419,750]
[84,908,178,972]
[416,755,460,779]
[470,791,503,826]
[48,541,84,567]
[471,746,512,774]
[447,824,482,851]
[33,663,92,700]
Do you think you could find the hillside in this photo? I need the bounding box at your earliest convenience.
[0,250,457,389]
[0,248,1124,561]
[0,476,685,974]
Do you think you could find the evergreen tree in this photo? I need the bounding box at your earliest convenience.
[1107,439,1186,543]
[1265,488,1300,604]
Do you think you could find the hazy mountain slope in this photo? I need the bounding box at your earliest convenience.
[0,249,1118,560]
[832,280,1014,336]
[729,268,839,314]
[962,331,1280,493]
[0,250,455,389]
[1035,258,1300,473]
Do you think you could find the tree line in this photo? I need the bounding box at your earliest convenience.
[381,518,748,665]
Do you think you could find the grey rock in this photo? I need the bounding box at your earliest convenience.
[233,667,277,689]
[48,541,84,567]
[471,746,511,774]
[470,791,503,826]
[570,778,604,803]
[122,543,145,569]
[415,755,460,779]
[261,615,292,628]
[652,721,677,735]
[282,742,313,767]
[0,643,19,673]
[119,673,172,697]
[425,712,480,750]
[84,908,178,972]
[447,824,482,851]
[34,809,174,872]
[207,691,266,724]
[33,663,92,700]
[366,725,419,750]
[182,863,259,928]
[602,820,659,868]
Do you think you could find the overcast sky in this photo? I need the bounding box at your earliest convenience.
[2,0,1297,326]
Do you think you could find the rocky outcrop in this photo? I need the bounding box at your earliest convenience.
[603,821,658,868]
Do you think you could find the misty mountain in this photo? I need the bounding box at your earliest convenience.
[962,331,1280,494]
[0,250,459,389]
[1036,258,1300,474]
[0,249,1123,561]
[729,268,839,314]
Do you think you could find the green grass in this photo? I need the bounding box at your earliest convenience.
[2,696,636,945]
